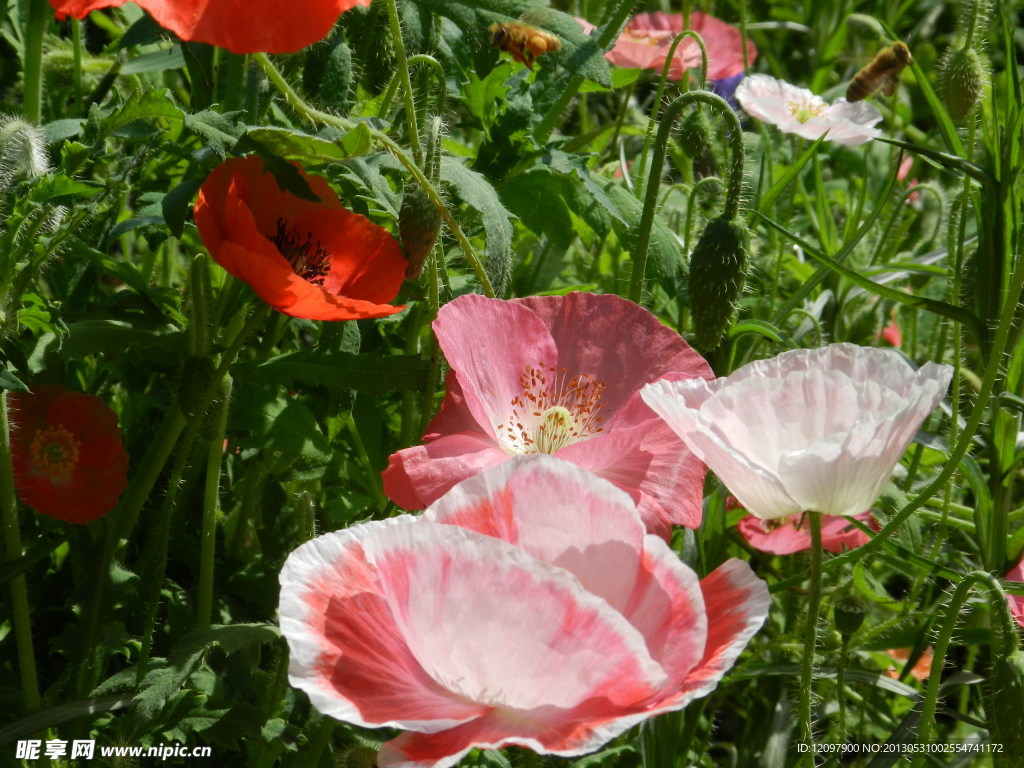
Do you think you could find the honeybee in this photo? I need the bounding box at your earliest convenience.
[846,41,912,101]
[489,21,561,70]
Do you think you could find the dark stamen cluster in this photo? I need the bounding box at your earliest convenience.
[270,217,332,285]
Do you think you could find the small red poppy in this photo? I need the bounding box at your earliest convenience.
[9,386,129,524]
[48,0,370,55]
[194,156,406,321]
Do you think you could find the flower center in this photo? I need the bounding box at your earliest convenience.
[496,363,607,455]
[270,218,332,285]
[786,99,828,124]
[29,425,80,479]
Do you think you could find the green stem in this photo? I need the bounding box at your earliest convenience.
[824,215,1024,576]
[252,53,493,298]
[798,511,822,766]
[137,305,269,678]
[634,30,708,199]
[22,0,48,123]
[1,392,41,712]
[911,571,1019,767]
[71,18,83,114]
[196,376,232,630]
[532,0,639,144]
[383,0,421,165]
[629,90,744,303]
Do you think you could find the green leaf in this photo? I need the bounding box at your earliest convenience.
[0,368,28,392]
[235,351,425,393]
[441,156,514,295]
[62,320,183,360]
[134,624,279,721]
[121,46,186,75]
[0,537,64,587]
[0,696,132,744]
[28,176,103,205]
[86,88,183,141]
[240,124,372,165]
[162,177,204,238]
[184,109,246,158]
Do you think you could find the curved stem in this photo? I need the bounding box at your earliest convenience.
[407,54,446,116]
[634,30,708,198]
[798,511,822,766]
[252,53,493,298]
[383,0,421,164]
[629,91,744,303]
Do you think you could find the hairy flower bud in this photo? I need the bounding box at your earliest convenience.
[939,45,986,123]
[833,595,869,636]
[687,214,749,351]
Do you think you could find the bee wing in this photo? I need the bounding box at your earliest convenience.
[880,71,899,97]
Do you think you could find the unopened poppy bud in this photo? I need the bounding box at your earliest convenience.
[398,183,441,281]
[687,214,749,351]
[338,743,379,768]
[833,595,868,636]
[678,108,712,158]
[0,115,49,194]
[304,37,353,112]
[988,648,1024,757]
[939,46,986,123]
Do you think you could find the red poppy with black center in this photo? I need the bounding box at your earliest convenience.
[194,156,406,321]
[9,386,129,524]
[48,0,371,55]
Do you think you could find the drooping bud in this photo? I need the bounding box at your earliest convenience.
[687,214,749,351]
[939,45,986,123]
[833,595,869,637]
[0,115,49,195]
[678,107,712,159]
[399,117,443,280]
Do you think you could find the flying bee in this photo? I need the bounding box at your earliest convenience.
[846,41,912,101]
[489,21,561,70]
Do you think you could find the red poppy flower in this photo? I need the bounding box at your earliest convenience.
[8,386,129,524]
[48,0,370,55]
[194,156,405,321]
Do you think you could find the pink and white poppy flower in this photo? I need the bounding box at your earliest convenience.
[735,74,883,146]
[738,510,874,555]
[382,292,714,537]
[641,343,952,521]
[280,456,770,768]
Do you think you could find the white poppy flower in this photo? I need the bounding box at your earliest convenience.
[641,343,953,520]
[736,74,883,146]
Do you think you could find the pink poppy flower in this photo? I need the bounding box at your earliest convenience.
[735,74,883,146]
[1007,557,1024,630]
[621,12,756,81]
[381,292,714,536]
[641,343,953,521]
[280,456,770,768]
[738,510,874,555]
[579,12,754,83]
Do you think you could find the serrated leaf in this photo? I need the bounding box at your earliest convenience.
[236,351,424,393]
[42,118,84,143]
[184,109,246,158]
[87,88,183,140]
[240,124,372,165]
[134,624,279,722]
[29,176,103,205]
[440,156,513,295]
